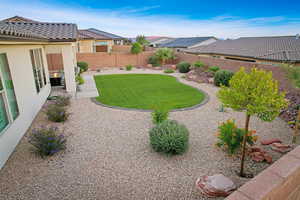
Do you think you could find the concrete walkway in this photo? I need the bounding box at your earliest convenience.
[76,74,99,98]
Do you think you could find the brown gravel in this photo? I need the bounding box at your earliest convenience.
[0,69,296,200]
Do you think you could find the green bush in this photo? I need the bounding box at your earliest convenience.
[177,62,191,73]
[76,75,84,85]
[152,109,169,124]
[214,70,234,86]
[282,64,300,88]
[45,104,69,122]
[131,42,143,54]
[54,95,71,107]
[126,65,133,71]
[29,126,66,157]
[194,61,205,68]
[216,120,257,154]
[148,55,160,67]
[164,69,174,73]
[77,62,88,73]
[149,120,189,155]
[208,66,220,73]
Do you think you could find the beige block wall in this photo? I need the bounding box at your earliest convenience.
[78,39,114,53]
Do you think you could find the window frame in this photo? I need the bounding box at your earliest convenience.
[0,53,19,135]
[30,48,47,93]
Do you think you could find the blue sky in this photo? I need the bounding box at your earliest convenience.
[0,0,300,38]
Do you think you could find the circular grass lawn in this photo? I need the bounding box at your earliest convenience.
[94,74,206,111]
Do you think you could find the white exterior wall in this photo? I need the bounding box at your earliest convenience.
[0,44,51,169]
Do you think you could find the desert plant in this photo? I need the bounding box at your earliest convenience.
[28,126,66,157]
[54,95,71,107]
[194,61,205,68]
[154,48,175,65]
[126,65,133,71]
[76,75,84,85]
[218,67,288,177]
[131,42,143,54]
[148,55,160,67]
[177,62,191,73]
[136,35,150,46]
[216,119,257,154]
[77,61,88,73]
[208,66,220,73]
[214,70,234,87]
[45,104,69,122]
[152,109,169,124]
[164,69,174,73]
[149,120,189,155]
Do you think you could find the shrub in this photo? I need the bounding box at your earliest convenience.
[54,95,71,107]
[148,55,160,67]
[126,65,133,71]
[131,42,143,54]
[177,62,191,73]
[216,119,258,154]
[208,66,220,73]
[164,69,174,73]
[152,109,169,124]
[45,104,69,122]
[154,48,175,65]
[77,62,88,73]
[76,75,84,85]
[194,61,205,68]
[149,120,189,155]
[28,126,66,157]
[214,70,234,87]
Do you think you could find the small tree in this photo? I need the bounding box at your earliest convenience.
[136,35,150,46]
[131,42,143,54]
[154,48,175,65]
[218,67,288,177]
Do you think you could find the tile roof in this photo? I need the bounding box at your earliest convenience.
[185,36,300,62]
[159,37,215,48]
[1,16,39,23]
[78,28,123,40]
[0,21,78,42]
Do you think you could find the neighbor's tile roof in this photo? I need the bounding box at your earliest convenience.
[0,21,78,42]
[185,36,300,62]
[78,28,123,40]
[1,16,39,23]
[159,37,215,48]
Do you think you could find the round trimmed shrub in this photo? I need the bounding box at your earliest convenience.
[77,62,88,72]
[214,70,234,87]
[149,120,189,155]
[177,62,191,73]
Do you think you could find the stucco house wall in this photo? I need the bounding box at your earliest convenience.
[0,44,51,169]
[78,39,114,53]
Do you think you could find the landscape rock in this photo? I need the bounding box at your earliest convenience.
[249,147,272,164]
[261,138,282,145]
[196,174,236,197]
[271,142,292,153]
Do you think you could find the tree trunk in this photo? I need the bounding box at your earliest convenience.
[240,114,251,177]
[292,110,300,143]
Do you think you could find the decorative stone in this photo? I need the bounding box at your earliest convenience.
[170,65,176,70]
[271,143,292,153]
[249,147,272,164]
[195,174,236,197]
[261,139,282,145]
[147,64,152,68]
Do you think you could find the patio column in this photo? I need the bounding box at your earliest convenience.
[61,44,77,94]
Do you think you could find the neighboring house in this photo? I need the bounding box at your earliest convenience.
[159,37,217,50]
[1,15,39,23]
[185,36,300,66]
[0,18,77,169]
[78,28,125,53]
[146,36,174,47]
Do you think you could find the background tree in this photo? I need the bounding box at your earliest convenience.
[136,35,150,47]
[154,48,175,65]
[218,67,288,177]
[131,42,143,54]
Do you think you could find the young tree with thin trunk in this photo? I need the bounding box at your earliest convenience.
[218,67,288,177]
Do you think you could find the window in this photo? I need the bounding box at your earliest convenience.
[30,49,47,93]
[0,53,19,133]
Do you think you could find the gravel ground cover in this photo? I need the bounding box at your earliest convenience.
[0,68,295,200]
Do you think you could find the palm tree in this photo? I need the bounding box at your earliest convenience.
[154,48,175,66]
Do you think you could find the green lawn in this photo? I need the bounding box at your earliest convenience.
[94,74,206,110]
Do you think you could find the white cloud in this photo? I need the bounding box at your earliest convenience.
[0,1,299,38]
